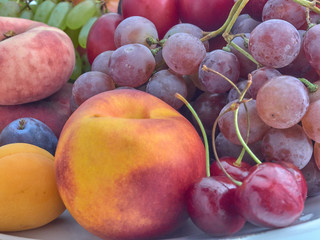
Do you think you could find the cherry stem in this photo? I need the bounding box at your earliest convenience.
[212,107,242,186]
[299,78,318,92]
[175,93,211,177]
[234,104,262,165]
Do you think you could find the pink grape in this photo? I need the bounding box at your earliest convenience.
[261,124,313,169]
[198,49,240,94]
[256,75,309,129]
[162,32,206,75]
[249,19,301,68]
[114,16,158,48]
[303,24,320,74]
[218,99,270,145]
[301,99,320,142]
[108,43,156,87]
[145,69,187,109]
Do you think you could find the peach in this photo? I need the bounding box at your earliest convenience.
[55,89,206,240]
[0,83,73,138]
[0,143,65,231]
[0,17,75,105]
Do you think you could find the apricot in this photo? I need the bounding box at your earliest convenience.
[0,143,65,231]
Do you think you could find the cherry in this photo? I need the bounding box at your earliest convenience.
[277,161,308,201]
[186,175,246,237]
[210,156,252,181]
[235,162,305,228]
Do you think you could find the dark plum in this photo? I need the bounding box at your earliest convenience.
[0,117,58,155]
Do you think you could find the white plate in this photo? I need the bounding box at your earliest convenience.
[2,194,320,240]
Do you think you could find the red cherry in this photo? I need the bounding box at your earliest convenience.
[186,175,246,237]
[235,162,305,228]
[210,156,252,181]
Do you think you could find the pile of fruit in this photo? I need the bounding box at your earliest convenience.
[0,0,320,239]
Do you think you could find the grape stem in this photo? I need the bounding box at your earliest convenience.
[299,78,319,92]
[175,93,211,178]
[292,0,320,14]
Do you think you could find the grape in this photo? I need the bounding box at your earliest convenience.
[301,156,320,197]
[256,75,309,129]
[309,81,320,103]
[261,124,313,169]
[72,71,115,106]
[164,23,209,51]
[218,99,271,145]
[91,50,114,75]
[278,30,315,79]
[227,80,251,103]
[229,33,257,78]
[33,0,56,23]
[231,16,261,34]
[301,99,320,142]
[66,0,96,30]
[108,43,156,87]
[192,92,228,135]
[20,8,33,20]
[214,132,263,165]
[249,19,301,68]
[78,16,98,49]
[114,16,159,48]
[0,1,20,17]
[145,69,188,110]
[262,0,306,29]
[247,67,282,99]
[162,32,206,75]
[303,24,320,74]
[47,1,73,30]
[198,49,240,94]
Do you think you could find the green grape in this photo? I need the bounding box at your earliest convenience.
[78,16,97,48]
[64,27,81,48]
[33,0,56,23]
[66,0,96,30]
[47,1,72,30]
[0,1,20,17]
[70,49,82,82]
[20,8,33,19]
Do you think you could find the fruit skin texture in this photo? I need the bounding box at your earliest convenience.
[0,143,65,231]
[0,17,75,105]
[55,89,206,240]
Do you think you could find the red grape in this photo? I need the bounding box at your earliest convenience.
[114,16,159,48]
[108,44,156,87]
[256,75,309,129]
[249,19,301,68]
[261,124,313,169]
[198,49,240,94]
[91,50,113,75]
[162,33,206,75]
[303,24,320,74]
[301,99,320,142]
[243,0,268,21]
[262,0,306,29]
